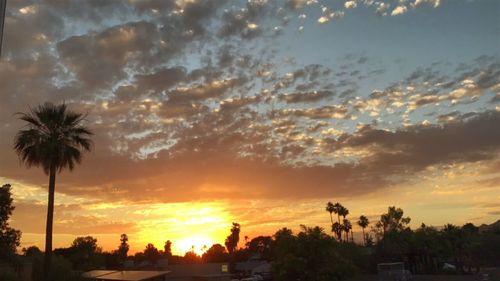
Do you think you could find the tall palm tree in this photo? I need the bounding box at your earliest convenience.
[343,219,352,243]
[325,201,335,225]
[332,222,343,242]
[357,215,369,246]
[333,202,343,223]
[14,103,92,279]
[339,206,349,220]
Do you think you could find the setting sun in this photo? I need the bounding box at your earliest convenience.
[176,236,215,256]
[127,201,232,255]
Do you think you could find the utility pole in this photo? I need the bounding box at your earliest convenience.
[0,0,7,57]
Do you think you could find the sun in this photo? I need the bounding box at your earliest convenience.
[131,201,232,255]
[176,236,215,256]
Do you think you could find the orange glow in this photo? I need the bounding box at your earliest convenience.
[177,236,214,255]
[131,202,232,255]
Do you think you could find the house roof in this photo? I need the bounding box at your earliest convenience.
[83,270,170,281]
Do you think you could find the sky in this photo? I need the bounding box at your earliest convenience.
[0,0,499,255]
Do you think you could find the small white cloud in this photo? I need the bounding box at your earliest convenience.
[344,1,357,9]
[375,2,390,14]
[412,0,440,8]
[391,5,408,16]
[247,23,259,30]
[318,16,329,24]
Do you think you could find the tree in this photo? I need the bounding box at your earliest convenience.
[333,202,343,223]
[326,201,335,225]
[225,222,240,254]
[273,225,356,281]
[53,236,102,271]
[0,184,21,261]
[23,246,42,257]
[339,206,349,220]
[332,222,343,242]
[117,234,129,261]
[144,243,160,264]
[14,102,92,279]
[247,236,273,260]
[375,206,411,238]
[202,244,228,263]
[183,249,201,264]
[357,215,369,246]
[164,240,172,257]
[343,219,352,243]
[337,205,350,242]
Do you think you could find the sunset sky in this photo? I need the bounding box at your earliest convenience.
[0,0,499,255]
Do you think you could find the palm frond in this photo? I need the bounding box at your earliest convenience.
[14,103,93,175]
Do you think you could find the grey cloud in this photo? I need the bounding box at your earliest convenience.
[57,21,160,89]
[135,67,187,92]
[336,111,500,171]
[279,90,334,103]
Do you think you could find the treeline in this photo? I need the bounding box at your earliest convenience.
[2,183,500,281]
[18,205,500,281]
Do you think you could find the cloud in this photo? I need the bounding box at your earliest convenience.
[278,105,349,119]
[391,5,408,16]
[57,21,160,89]
[412,0,441,9]
[336,111,500,172]
[134,67,188,92]
[279,90,334,103]
[345,1,357,9]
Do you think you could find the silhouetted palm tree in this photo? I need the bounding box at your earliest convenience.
[357,215,369,246]
[343,219,352,243]
[339,206,349,220]
[326,201,335,225]
[14,103,92,279]
[332,222,343,242]
[333,202,343,223]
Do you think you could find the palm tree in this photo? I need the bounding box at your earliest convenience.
[332,222,343,242]
[343,219,352,243]
[357,215,369,246]
[339,206,349,220]
[325,201,335,225]
[333,202,343,223]
[14,103,92,279]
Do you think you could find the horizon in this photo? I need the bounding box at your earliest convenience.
[0,0,499,257]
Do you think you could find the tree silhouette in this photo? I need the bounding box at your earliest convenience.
[326,201,335,225]
[14,103,92,279]
[202,244,228,263]
[357,215,369,246]
[331,222,343,242]
[343,219,352,243]
[376,206,411,237]
[225,222,240,254]
[144,243,159,264]
[333,202,343,223]
[164,240,172,257]
[0,184,21,261]
[339,205,349,220]
[117,234,129,261]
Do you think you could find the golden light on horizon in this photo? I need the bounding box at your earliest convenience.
[132,202,233,255]
[176,236,215,255]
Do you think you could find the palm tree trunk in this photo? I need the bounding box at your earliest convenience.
[362,228,365,246]
[43,165,56,281]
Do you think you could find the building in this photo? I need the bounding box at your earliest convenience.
[83,270,170,281]
[164,263,231,281]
